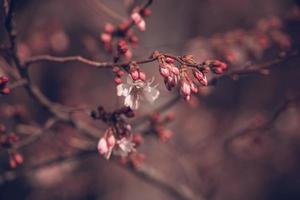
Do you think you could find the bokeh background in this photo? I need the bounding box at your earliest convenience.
[1,0,300,199]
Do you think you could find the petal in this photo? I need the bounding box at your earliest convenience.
[126,75,133,84]
[124,95,134,108]
[117,83,131,96]
[104,148,113,160]
[132,96,140,110]
[144,86,160,103]
[98,138,108,155]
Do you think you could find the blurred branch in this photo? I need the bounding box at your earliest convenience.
[91,0,125,21]
[209,51,299,86]
[0,148,203,200]
[224,96,300,151]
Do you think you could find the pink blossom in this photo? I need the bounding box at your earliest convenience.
[98,130,116,159]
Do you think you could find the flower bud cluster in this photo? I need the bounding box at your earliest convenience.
[119,151,146,169]
[91,106,137,159]
[100,6,152,60]
[149,112,175,143]
[0,76,11,95]
[154,52,227,101]
[0,124,23,168]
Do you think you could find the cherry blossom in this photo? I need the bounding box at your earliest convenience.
[117,76,160,110]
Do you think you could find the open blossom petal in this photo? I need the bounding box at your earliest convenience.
[143,85,160,103]
[124,94,140,110]
[117,83,132,96]
[117,75,160,110]
[114,137,136,157]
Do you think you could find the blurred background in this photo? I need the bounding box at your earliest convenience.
[1,0,300,199]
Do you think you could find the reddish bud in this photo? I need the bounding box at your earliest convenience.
[117,70,125,77]
[101,33,112,43]
[166,57,175,64]
[180,81,191,96]
[130,70,139,81]
[0,76,9,84]
[114,77,122,85]
[171,66,180,75]
[159,67,170,78]
[1,87,11,95]
[104,23,115,33]
[131,12,146,32]
[133,134,144,145]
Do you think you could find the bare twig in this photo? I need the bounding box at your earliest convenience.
[224,97,300,151]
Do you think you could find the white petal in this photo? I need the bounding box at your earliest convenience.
[117,83,131,96]
[124,95,134,108]
[126,75,133,84]
[144,86,160,103]
[131,96,140,110]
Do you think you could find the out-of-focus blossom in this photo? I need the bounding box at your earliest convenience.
[98,128,116,159]
[131,12,146,31]
[114,137,136,157]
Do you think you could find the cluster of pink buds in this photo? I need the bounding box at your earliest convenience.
[149,112,175,143]
[112,63,146,85]
[92,106,137,159]
[0,124,23,168]
[118,133,145,168]
[0,76,11,95]
[119,151,146,169]
[100,5,152,60]
[0,104,28,123]
[203,60,228,74]
[129,63,146,81]
[153,51,227,100]
[113,67,125,85]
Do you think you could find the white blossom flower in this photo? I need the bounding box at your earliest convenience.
[117,76,160,110]
[113,137,136,157]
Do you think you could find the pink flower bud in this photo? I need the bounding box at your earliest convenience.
[180,81,191,96]
[130,70,139,81]
[190,82,198,93]
[200,75,208,86]
[14,153,23,164]
[107,134,116,147]
[124,50,132,60]
[0,76,9,84]
[131,12,146,32]
[193,70,208,86]
[117,39,128,54]
[114,77,122,85]
[166,57,175,64]
[104,23,114,33]
[129,35,139,46]
[212,67,223,74]
[158,129,173,143]
[101,33,112,43]
[98,137,108,155]
[117,70,125,77]
[1,87,11,95]
[171,66,180,75]
[159,67,170,78]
